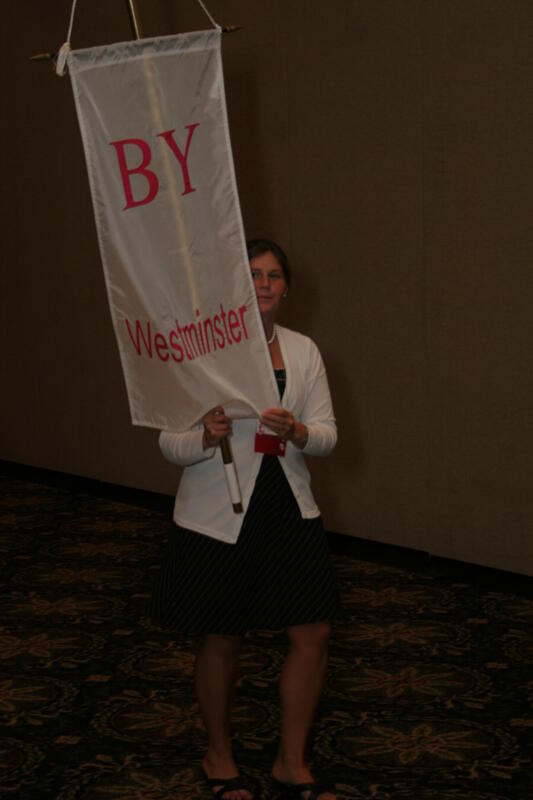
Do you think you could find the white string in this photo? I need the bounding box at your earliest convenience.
[65,0,79,44]
[56,0,79,76]
[195,0,221,30]
[56,0,219,76]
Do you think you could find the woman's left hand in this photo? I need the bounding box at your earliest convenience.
[260,408,308,449]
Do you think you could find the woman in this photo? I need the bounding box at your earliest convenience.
[152,240,339,800]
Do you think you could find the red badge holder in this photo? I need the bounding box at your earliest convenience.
[254,424,286,456]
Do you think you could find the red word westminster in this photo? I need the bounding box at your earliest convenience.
[125,304,250,364]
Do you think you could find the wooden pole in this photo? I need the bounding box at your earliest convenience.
[28,6,241,63]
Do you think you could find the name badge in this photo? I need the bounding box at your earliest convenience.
[254,425,286,456]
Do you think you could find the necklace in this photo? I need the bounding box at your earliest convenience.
[267,328,276,345]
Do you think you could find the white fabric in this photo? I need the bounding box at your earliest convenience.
[159,326,337,543]
[67,31,278,430]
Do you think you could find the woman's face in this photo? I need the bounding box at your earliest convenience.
[250,251,288,322]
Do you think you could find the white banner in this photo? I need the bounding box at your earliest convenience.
[68,30,277,430]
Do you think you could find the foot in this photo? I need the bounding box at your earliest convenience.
[202,756,253,800]
[271,760,336,800]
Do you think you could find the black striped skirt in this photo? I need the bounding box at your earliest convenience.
[150,455,340,635]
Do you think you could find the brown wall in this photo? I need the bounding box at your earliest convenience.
[2,2,532,574]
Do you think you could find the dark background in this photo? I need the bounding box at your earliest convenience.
[2,1,532,574]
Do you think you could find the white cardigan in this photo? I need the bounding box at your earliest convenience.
[159,325,337,543]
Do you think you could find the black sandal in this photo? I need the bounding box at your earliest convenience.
[273,777,333,799]
[203,772,252,799]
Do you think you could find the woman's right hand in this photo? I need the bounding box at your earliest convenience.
[202,406,232,449]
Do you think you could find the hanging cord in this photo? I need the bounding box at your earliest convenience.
[195,0,221,30]
[55,0,220,76]
[56,0,78,76]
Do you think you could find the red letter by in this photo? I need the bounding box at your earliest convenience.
[109,138,159,210]
[157,124,200,196]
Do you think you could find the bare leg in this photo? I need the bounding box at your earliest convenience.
[272,621,336,800]
[195,634,252,800]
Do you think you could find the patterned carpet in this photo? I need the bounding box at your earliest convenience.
[1,464,532,799]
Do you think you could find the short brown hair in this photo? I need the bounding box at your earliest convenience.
[246,239,291,289]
